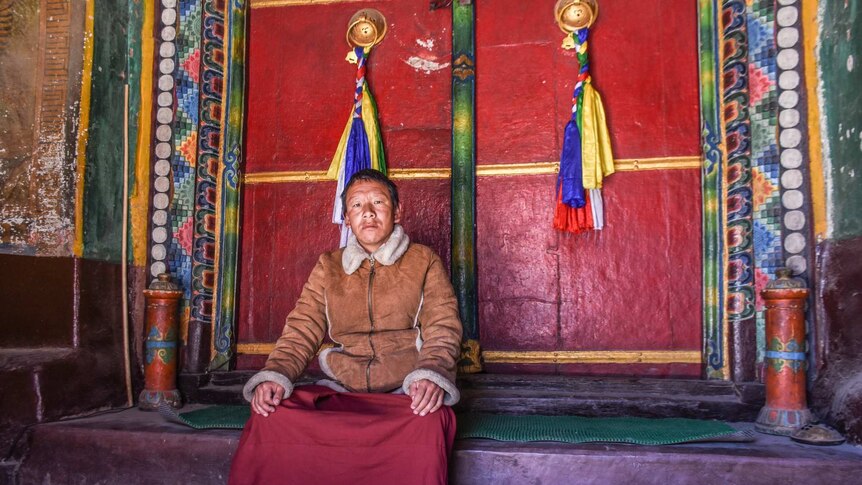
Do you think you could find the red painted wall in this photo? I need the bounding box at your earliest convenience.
[239,0,703,376]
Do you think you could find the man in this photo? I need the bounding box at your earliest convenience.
[229,169,462,485]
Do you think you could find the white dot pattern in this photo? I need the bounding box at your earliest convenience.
[150,0,180,282]
[774,1,811,278]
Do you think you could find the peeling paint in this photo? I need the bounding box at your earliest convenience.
[404,56,450,74]
[1,0,78,256]
[416,37,435,49]
[815,0,835,239]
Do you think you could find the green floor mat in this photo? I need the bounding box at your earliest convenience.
[164,405,744,445]
[456,413,741,445]
[162,404,250,429]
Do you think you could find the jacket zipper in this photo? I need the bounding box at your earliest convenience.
[365,257,377,392]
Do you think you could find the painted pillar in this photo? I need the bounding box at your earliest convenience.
[139,274,183,410]
[451,0,481,373]
[698,0,728,379]
[209,0,248,371]
[755,268,811,435]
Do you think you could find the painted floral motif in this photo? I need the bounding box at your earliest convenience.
[748,64,773,105]
[751,166,776,210]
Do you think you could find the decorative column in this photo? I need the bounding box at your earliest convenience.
[451,0,481,373]
[755,268,811,435]
[139,274,183,410]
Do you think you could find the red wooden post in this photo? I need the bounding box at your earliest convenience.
[755,268,812,435]
[139,274,183,410]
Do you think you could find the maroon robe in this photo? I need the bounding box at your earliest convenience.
[229,385,456,485]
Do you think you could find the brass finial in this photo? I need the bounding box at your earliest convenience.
[554,0,599,33]
[346,9,387,48]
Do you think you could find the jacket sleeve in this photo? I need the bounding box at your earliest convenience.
[242,256,329,402]
[401,253,463,405]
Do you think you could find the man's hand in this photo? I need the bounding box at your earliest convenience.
[408,379,445,416]
[251,381,285,417]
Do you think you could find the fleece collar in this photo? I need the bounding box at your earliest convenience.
[342,224,410,275]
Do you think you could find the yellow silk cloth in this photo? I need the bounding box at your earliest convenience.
[580,83,615,189]
[326,85,384,179]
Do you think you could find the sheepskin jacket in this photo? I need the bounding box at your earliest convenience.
[242,225,463,405]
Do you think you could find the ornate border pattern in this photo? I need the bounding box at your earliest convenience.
[699,0,727,379]
[148,0,180,281]
[165,0,202,308]
[721,0,756,360]
[748,0,782,363]
[188,0,225,362]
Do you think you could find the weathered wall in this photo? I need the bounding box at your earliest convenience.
[810,0,862,443]
[0,0,83,256]
[0,0,134,460]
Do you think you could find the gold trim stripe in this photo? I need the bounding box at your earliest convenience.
[483,350,702,365]
[251,0,366,9]
[802,0,827,240]
[131,0,155,266]
[237,344,700,365]
[244,156,702,185]
[74,0,96,257]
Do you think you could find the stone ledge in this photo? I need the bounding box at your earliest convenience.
[14,406,862,485]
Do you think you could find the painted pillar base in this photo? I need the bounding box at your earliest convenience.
[755,406,813,436]
[138,389,183,411]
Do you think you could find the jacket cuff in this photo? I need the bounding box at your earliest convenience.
[402,368,460,406]
[242,370,294,403]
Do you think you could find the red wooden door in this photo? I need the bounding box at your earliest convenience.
[238,0,703,377]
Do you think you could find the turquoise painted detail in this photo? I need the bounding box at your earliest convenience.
[764,350,806,361]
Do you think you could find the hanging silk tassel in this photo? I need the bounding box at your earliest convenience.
[327,46,388,246]
[554,27,614,234]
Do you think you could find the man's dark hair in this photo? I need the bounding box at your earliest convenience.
[341,169,400,214]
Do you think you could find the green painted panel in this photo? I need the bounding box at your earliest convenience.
[82,0,130,262]
[821,1,862,240]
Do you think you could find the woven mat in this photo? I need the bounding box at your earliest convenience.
[161,404,250,430]
[162,405,751,445]
[455,413,752,445]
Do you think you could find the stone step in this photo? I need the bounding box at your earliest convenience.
[183,372,765,421]
[11,407,862,485]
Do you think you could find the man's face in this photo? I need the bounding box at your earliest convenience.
[344,180,401,254]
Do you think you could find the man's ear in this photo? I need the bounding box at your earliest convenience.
[394,203,402,224]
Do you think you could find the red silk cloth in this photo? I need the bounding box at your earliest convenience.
[229,385,456,485]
